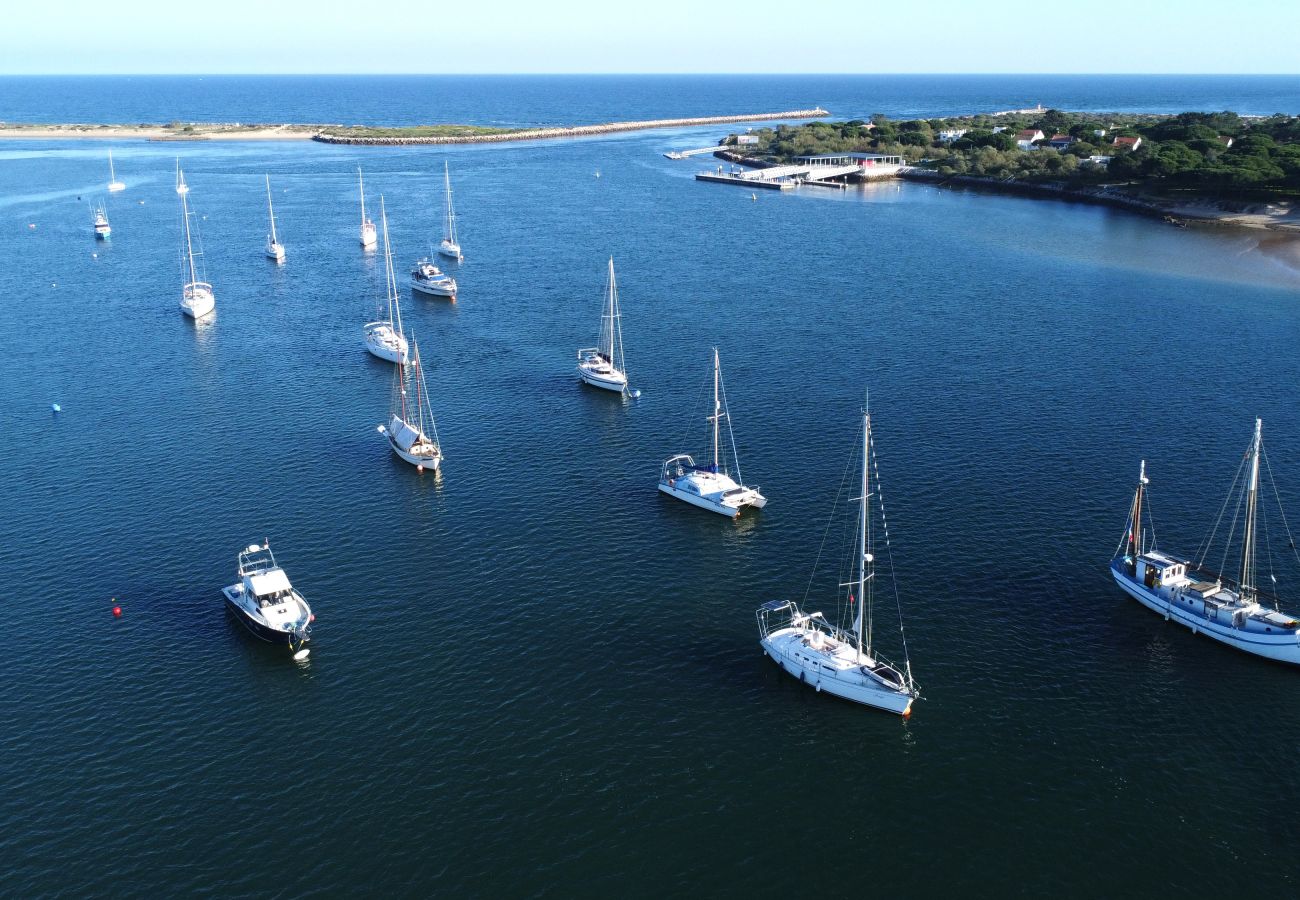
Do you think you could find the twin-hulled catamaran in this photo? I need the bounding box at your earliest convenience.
[576,257,629,393]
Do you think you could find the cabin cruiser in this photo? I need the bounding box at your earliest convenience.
[221,541,314,655]
[410,259,457,298]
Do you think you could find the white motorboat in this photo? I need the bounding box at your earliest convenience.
[410,258,457,298]
[577,257,629,393]
[221,541,313,656]
[358,167,377,249]
[437,160,463,261]
[264,174,285,262]
[658,348,765,517]
[1111,419,1300,664]
[364,197,409,364]
[176,167,215,320]
[106,149,125,192]
[379,335,443,471]
[92,203,111,239]
[757,405,919,716]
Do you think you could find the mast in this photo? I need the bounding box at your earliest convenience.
[358,167,368,226]
[444,161,456,244]
[1128,460,1147,566]
[265,175,278,245]
[180,175,199,288]
[604,257,617,361]
[858,409,871,661]
[378,196,403,339]
[1240,418,1263,600]
[710,349,721,473]
[108,150,116,182]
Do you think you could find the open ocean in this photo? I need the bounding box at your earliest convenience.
[2,75,1300,896]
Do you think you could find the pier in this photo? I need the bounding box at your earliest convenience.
[695,153,905,190]
[664,146,724,159]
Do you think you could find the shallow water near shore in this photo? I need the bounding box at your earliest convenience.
[3,76,1300,896]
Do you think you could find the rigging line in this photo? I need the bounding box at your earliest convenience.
[1219,476,1247,580]
[870,429,911,669]
[1197,452,1248,567]
[1142,490,1159,551]
[1262,446,1300,568]
[717,363,743,485]
[800,428,858,614]
[1259,491,1277,608]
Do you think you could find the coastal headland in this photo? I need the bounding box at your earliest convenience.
[0,108,829,144]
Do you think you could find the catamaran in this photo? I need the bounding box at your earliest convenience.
[438,160,463,261]
[221,541,313,658]
[358,167,377,250]
[106,149,125,192]
[264,174,285,262]
[757,406,920,715]
[92,203,111,239]
[379,334,443,472]
[577,257,628,393]
[176,167,215,320]
[658,348,766,517]
[364,197,410,364]
[1112,418,1300,664]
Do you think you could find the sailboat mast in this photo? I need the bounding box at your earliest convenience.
[180,182,199,287]
[444,161,455,243]
[605,257,617,361]
[379,196,402,337]
[858,410,870,660]
[265,175,277,244]
[109,150,116,181]
[1129,460,1146,562]
[1240,418,1263,599]
[712,349,721,473]
[358,167,367,226]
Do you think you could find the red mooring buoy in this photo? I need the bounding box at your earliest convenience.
[112,601,122,617]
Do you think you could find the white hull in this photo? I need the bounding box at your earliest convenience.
[761,631,914,714]
[108,181,125,193]
[578,365,627,392]
[1113,568,1300,664]
[360,230,377,249]
[365,328,408,364]
[266,242,285,262]
[180,288,215,319]
[387,435,442,470]
[438,240,463,261]
[658,480,765,517]
[410,279,456,297]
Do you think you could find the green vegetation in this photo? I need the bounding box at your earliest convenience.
[316,124,521,139]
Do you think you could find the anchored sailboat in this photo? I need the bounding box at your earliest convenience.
[1111,418,1300,664]
[264,174,285,262]
[658,349,766,517]
[364,197,410,364]
[576,257,629,393]
[358,167,377,250]
[379,334,443,472]
[176,167,215,320]
[757,405,919,715]
[106,149,125,193]
[438,160,463,261]
[175,158,188,194]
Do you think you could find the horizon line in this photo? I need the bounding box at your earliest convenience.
[2,71,1299,78]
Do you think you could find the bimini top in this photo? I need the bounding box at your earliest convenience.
[247,568,292,598]
[1139,551,1183,568]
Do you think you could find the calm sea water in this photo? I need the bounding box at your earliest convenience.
[3,76,1300,896]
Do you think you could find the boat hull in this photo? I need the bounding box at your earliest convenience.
[1112,565,1300,664]
[410,280,456,298]
[180,295,215,319]
[387,434,442,470]
[578,366,627,392]
[222,589,308,646]
[760,633,915,715]
[438,241,463,261]
[658,480,763,517]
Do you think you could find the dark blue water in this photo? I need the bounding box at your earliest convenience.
[3,77,1300,896]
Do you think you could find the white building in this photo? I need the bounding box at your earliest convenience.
[1015,129,1046,150]
[937,129,968,143]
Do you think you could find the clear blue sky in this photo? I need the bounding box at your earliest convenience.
[4,0,1297,74]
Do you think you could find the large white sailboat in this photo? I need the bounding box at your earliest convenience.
[358,167,377,250]
[1111,418,1300,664]
[576,257,628,393]
[364,197,410,364]
[757,406,920,715]
[106,149,125,192]
[176,168,215,320]
[438,160,463,261]
[264,174,285,262]
[658,349,766,517]
[379,335,443,472]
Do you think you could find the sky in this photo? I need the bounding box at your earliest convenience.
[3,0,1298,74]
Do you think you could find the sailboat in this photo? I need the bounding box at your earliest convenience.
[379,334,443,471]
[1111,418,1300,663]
[92,203,111,239]
[364,197,410,364]
[264,174,285,262]
[437,160,463,261]
[106,150,125,192]
[576,257,628,393]
[658,348,766,517]
[176,167,215,320]
[175,158,189,194]
[757,405,919,715]
[358,167,377,250]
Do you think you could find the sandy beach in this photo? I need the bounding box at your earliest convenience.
[0,123,317,141]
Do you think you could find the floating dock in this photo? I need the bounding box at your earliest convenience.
[695,172,792,190]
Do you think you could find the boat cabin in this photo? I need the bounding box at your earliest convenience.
[244,568,294,609]
[1135,552,1189,590]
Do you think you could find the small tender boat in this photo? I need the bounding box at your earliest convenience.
[410,258,457,298]
[364,196,409,364]
[106,149,125,193]
[358,167,377,250]
[92,203,111,239]
[380,335,443,471]
[221,541,314,656]
[437,160,463,261]
[658,348,765,517]
[757,405,919,715]
[576,256,629,393]
[176,167,215,320]
[264,174,285,262]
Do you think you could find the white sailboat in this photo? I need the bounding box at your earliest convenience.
[379,334,443,472]
[1111,418,1300,664]
[364,197,410,364]
[658,349,766,517]
[757,405,920,716]
[176,167,215,320]
[106,149,125,192]
[438,160,463,261]
[264,174,285,262]
[175,158,189,194]
[92,203,111,239]
[576,257,629,393]
[358,167,377,250]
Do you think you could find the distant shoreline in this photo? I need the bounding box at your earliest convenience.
[0,109,830,144]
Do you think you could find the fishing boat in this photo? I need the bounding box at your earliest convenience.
[106,149,125,192]
[379,335,443,471]
[1111,418,1300,664]
[175,158,188,194]
[221,541,313,657]
[364,197,409,364]
[358,167,377,250]
[576,257,628,393]
[264,174,285,262]
[176,168,215,320]
[92,203,111,239]
[658,349,765,517]
[437,160,463,261]
[410,258,457,298]
[757,405,919,715]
